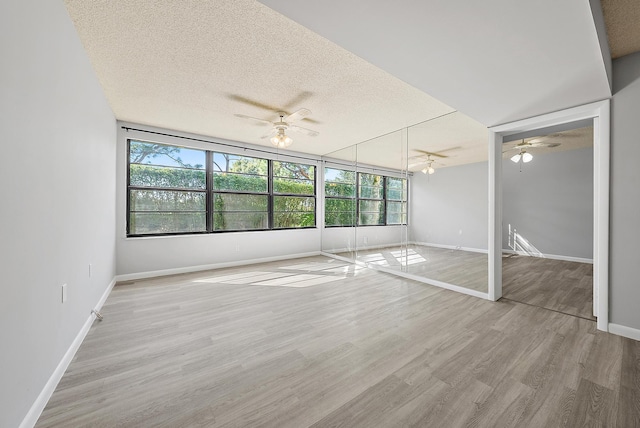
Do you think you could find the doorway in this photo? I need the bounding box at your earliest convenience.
[488,100,610,331]
[500,125,594,320]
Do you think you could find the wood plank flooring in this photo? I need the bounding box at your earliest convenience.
[336,245,489,293]
[502,254,594,320]
[37,256,639,427]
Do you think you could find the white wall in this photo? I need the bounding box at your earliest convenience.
[502,147,594,260]
[409,162,488,251]
[116,125,322,278]
[355,225,406,250]
[322,227,356,254]
[610,51,640,331]
[0,1,117,427]
[321,226,407,253]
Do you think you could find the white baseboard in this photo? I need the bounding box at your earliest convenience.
[502,249,593,264]
[116,251,322,282]
[411,241,489,254]
[608,323,640,342]
[20,277,117,428]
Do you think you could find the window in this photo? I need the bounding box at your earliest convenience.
[128,141,207,235]
[323,168,407,227]
[213,153,269,231]
[386,177,407,225]
[273,161,316,229]
[324,167,356,226]
[127,140,317,236]
[358,173,385,226]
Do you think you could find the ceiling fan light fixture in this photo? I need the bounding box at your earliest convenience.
[511,153,521,163]
[522,152,533,163]
[428,166,435,174]
[270,129,293,148]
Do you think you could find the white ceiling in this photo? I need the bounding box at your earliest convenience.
[259,0,612,127]
[64,0,612,171]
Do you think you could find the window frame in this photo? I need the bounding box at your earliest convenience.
[126,139,318,236]
[127,139,209,237]
[324,167,357,228]
[323,168,408,228]
[357,172,386,226]
[271,160,317,230]
[385,176,408,225]
[212,152,270,233]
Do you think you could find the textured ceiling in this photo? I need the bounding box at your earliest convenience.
[601,0,640,58]
[63,1,618,172]
[63,0,489,162]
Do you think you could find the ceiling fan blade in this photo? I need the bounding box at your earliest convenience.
[502,146,521,153]
[529,141,561,148]
[234,114,273,126]
[408,161,427,168]
[289,124,319,137]
[284,108,311,123]
[413,149,449,158]
[227,94,280,112]
[435,146,461,153]
[260,129,277,139]
[282,91,313,110]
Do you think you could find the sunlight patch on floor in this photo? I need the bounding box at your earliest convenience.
[389,249,426,266]
[193,267,348,288]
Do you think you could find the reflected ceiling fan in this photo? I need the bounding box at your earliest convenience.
[503,139,561,164]
[420,155,438,175]
[235,109,319,148]
[408,147,459,174]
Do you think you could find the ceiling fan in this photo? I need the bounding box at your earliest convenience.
[234,108,319,148]
[408,147,459,174]
[420,155,438,175]
[503,139,561,164]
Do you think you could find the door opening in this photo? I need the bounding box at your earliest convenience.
[488,100,610,331]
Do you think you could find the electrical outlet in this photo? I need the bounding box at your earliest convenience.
[61,284,67,303]
[363,236,369,244]
[89,263,92,278]
[459,229,463,235]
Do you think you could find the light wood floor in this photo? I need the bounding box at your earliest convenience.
[502,254,595,320]
[37,256,639,427]
[338,245,489,293]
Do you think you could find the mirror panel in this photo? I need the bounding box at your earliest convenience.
[321,111,488,296]
[321,145,357,260]
[353,129,409,271]
[406,112,488,293]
